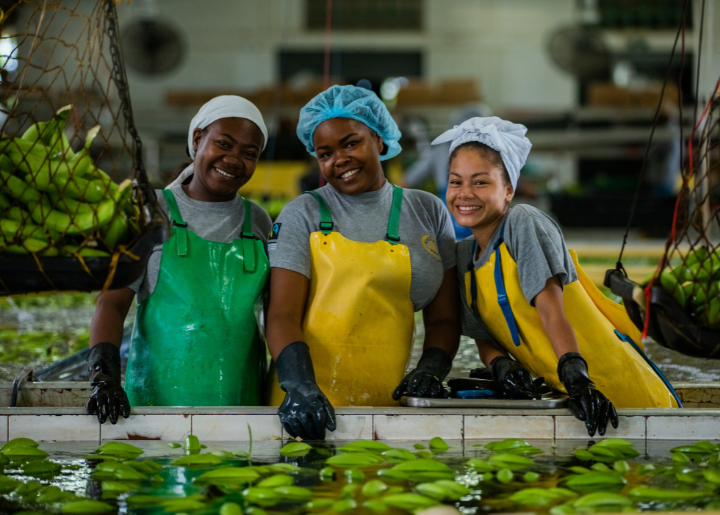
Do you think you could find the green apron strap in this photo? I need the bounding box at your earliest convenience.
[305,191,334,235]
[240,197,256,273]
[162,189,188,257]
[386,185,403,245]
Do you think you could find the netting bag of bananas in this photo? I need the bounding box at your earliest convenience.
[0,0,168,294]
[607,82,720,360]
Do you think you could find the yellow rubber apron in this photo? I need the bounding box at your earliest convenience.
[465,222,681,409]
[268,185,415,407]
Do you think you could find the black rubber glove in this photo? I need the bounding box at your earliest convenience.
[276,341,336,441]
[85,342,130,425]
[490,356,551,400]
[392,347,453,400]
[558,352,619,437]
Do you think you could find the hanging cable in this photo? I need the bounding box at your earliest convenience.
[615,0,688,270]
[692,0,707,126]
[641,0,696,340]
[263,0,293,197]
[323,0,333,91]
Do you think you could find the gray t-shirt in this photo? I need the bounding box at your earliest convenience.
[128,181,273,305]
[269,181,456,311]
[457,204,577,341]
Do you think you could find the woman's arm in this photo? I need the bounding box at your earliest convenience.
[90,287,136,348]
[392,268,460,399]
[534,274,618,437]
[475,338,506,367]
[421,267,461,356]
[86,287,135,425]
[266,267,309,360]
[266,267,336,440]
[534,276,581,358]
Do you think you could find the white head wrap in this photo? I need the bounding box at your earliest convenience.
[167,95,268,189]
[431,116,531,192]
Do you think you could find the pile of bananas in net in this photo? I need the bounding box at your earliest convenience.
[641,246,720,329]
[0,106,137,257]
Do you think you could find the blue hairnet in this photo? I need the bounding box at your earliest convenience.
[297,85,402,161]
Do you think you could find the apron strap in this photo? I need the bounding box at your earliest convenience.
[613,330,684,407]
[240,197,256,273]
[162,189,188,257]
[386,185,403,245]
[305,191,334,235]
[467,240,506,352]
[491,222,521,346]
[305,185,403,243]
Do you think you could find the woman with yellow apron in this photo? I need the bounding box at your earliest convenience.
[266,85,460,440]
[432,116,681,437]
[85,96,272,424]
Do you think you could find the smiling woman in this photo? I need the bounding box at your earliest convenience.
[264,85,461,441]
[435,116,681,438]
[86,96,273,424]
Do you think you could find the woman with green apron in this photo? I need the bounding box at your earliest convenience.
[434,116,681,437]
[266,85,460,440]
[86,96,272,424]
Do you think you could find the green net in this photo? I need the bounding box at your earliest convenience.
[0,0,166,294]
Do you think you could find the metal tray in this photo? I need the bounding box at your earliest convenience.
[401,396,568,409]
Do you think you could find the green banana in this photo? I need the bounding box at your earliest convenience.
[30,197,115,236]
[684,246,708,267]
[706,299,720,328]
[1,168,41,205]
[682,281,707,306]
[660,270,685,307]
[68,125,99,177]
[29,169,106,203]
[0,191,9,210]
[2,137,73,179]
[21,105,74,161]
[102,211,128,248]
[683,261,712,282]
[47,186,95,215]
[0,236,57,255]
[61,245,111,257]
[1,218,49,242]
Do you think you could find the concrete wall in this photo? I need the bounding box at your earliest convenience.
[116,0,578,113]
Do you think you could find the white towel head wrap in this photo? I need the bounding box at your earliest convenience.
[431,116,531,192]
[168,95,268,189]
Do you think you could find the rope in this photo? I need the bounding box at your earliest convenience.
[101,245,140,292]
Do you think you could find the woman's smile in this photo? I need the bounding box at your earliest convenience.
[338,167,361,181]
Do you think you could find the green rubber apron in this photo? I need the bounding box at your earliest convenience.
[125,189,269,406]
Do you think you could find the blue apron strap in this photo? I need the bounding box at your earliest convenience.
[613,329,684,407]
[467,224,520,349]
[491,223,522,347]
